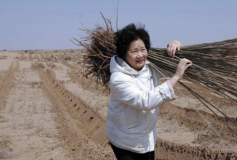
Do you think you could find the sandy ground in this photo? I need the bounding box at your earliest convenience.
[0,58,68,159]
[0,50,236,160]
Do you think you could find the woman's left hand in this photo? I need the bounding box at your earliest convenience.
[166,40,182,58]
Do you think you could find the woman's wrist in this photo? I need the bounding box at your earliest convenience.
[169,75,180,87]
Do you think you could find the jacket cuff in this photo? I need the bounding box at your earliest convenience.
[165,80,176,100]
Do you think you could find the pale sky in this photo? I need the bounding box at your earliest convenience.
[1,0,236,50]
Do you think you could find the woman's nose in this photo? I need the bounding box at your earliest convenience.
[137,51,143,57]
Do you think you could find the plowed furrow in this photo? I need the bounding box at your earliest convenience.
[160,104,237,143]
[0,61,20,107]
[38,68,115,159]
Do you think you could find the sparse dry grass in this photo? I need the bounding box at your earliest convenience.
[45,57,52,61]
[192,125,224,145]
[11,120,18,129]
[34,125,45,134]
[22,56,27,60]
[28,102,38,114]
[159,116,187,133]
[9,100,15,112]
[0,148,14,159]
[0,115,5,123]
[38,63,45,69]
[0,137,14,159]
[26,81,43,89]
[46,62,55,68]
[191,124,237,151]
[0,56,7,60]
[31,62,45,69]
[17,103,23,112]
[43,130,53,138]
[24,117,34,129]
[29,81,39,85]
[59,80,65,84]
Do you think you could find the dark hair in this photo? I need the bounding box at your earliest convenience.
[115,23,151,59]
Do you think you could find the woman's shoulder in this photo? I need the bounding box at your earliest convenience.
[110,72,134,84]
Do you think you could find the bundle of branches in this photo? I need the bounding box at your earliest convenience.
[70,13,116,87]
[151,39,237,77]
[148,44,237,104]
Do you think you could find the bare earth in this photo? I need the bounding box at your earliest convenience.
[0,50,236,160]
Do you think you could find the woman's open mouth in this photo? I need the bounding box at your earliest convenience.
[136,59,144,64]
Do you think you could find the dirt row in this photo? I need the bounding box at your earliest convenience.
[0,61,20,159]
[0,60,69,159]
[159,103,237,144]
[38,66,116,159]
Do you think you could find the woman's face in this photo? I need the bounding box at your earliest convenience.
[125,38,148,71]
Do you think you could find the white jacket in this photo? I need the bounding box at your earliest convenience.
[106,55,176,153]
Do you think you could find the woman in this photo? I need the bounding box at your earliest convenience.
[106,23,192,160]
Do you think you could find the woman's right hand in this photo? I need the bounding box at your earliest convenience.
[169,58,192,87]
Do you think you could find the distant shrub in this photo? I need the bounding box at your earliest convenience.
[3,49,7,51]
[38,63,45,69]
[45,57,52,61]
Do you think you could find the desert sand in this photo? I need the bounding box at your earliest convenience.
[0,50,236,160]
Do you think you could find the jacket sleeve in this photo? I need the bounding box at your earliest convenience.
[110,73,176,111]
